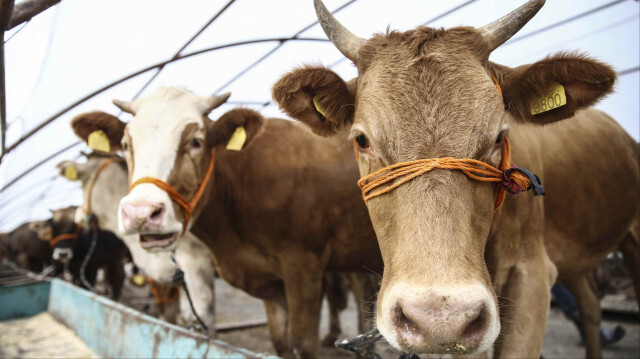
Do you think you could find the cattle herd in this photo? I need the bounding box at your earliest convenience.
[0,1,638,358]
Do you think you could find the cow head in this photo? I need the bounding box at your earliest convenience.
[72,87,264,252]
[31,206,79,263]
[273,0,616,354]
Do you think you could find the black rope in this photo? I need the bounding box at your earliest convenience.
[171,252,209,333]
[79,218,99,293]
[335,328,420,359]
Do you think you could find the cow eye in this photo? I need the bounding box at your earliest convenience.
[355,134,369,149]
[190,138,203,149]
[495,132,503,144]
[122,141,128,151]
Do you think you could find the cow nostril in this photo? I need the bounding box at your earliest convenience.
[461,305,488,341]
[150,207,164,220]
[393,304,420,335]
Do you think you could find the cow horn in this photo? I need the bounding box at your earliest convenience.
[314,0,364,63]
[478,0,545,53]
[204,92,231,114]
[112,99,135,114]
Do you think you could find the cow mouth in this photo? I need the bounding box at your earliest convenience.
[139,233,178,248]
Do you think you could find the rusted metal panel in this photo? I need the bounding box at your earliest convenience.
[47,279,277,358]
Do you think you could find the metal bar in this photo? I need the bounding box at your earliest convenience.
[0,140,80,193]
[0,0,14,161]
[619,66,639,77]
[7,0,60,30]
[212,0,358,95]
[0,37,328,158]
[504,0,629,46]
[129,0,236,102]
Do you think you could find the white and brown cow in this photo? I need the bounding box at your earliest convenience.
[77,86,383,358]
[55,117,217,335]
[271,0,639,358]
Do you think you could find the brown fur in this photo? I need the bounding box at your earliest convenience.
[272,11,638,359]
[110,105,383,358]
[71,111,126,153]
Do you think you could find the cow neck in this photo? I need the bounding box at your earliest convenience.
[84,156,122,217]
[50,223,82,247]
[129,148,215,234]
[355,74,544,210]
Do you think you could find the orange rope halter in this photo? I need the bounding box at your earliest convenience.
[84,156,122,215]
[147,277,180,304]
[355,73,544,210]
[357,137,541,209]
[128,148,215,234]
[50,224,82,247]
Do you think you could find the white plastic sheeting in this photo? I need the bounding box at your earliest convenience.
[0,0,638,231]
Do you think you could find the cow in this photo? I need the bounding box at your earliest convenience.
[271,0,639,358]
[31,205,128,299]
[55,127,217,336]
[73,86,384,358]
[0,221,57,273]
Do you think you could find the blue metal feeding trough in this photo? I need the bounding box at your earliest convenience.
[0,263,277,358]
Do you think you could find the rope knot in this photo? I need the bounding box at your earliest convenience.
[503,166,545,196]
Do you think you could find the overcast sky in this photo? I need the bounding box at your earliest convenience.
[0,0,638,232]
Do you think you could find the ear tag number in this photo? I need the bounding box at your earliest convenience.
[530,82,567,115]
[226,126,247,151]
[88,130,111,153]
[64,165,78,180]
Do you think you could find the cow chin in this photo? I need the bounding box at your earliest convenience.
[377,282,500,355]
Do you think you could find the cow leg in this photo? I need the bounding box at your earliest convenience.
[263,288,289,357]
[106,257,125,300]
[618,231,640,304]
[283,254,325,359]
[564,275,603,359]
[321,273,347,347]
[494,247,556,358]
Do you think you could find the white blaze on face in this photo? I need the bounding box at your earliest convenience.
[118,87,209,235]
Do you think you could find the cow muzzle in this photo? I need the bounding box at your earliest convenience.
[378,282,499,354]
[52,248,74,263]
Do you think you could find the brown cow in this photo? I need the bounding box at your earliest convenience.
[0,221,57,273]
[76,87,383,358]
[271,0,639,357]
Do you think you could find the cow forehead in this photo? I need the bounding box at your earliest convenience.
[353,41,504,159]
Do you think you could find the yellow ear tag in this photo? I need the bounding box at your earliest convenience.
[88,129,111,153]
[64,165,78,180]
[132,274,146,287]
[530,82,567,115]
[226,126,247,151]
[313,96,336,124]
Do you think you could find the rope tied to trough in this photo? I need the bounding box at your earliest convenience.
[357,136,545,210]
[335,328,420,359]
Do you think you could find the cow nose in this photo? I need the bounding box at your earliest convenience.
[120,203,165,232]
[392,295,490,353]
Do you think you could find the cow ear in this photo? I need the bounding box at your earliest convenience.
[71,111,127,152]
[207,108,265,150]
[493,53,616,125]
[272,65,355,136]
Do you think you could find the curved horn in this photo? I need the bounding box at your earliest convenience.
[204,92,231,114]
[112,99,135,114]
[478,0,545,53]
[314,0,365,63]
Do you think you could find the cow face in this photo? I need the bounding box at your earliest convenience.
[72,87,265,252]
[273,0,616,354]
[32,207,79,263]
